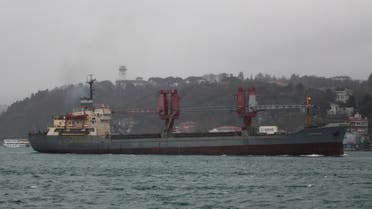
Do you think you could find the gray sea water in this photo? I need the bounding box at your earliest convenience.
[0,147,371,209]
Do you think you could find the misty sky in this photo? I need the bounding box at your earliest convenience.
[1,0,371,104]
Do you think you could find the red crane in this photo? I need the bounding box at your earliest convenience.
[111,87,311,133]
[236,87,257,130]
[158,89,180,134]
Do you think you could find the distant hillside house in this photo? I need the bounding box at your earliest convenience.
[202,74,221,83]
[327,103,354,116]
[116,78,149,89]
[148,78,162,86]
[330,76,351,81]
[335,89,352,103]
[267,80,288,86]
[184,76,207,85]
[202,73,229,83]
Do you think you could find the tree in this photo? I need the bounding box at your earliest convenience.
[345,95,356,108]
[238,72,244,80]
[368,73,372,88]
[290,74,300,82]
[359,95,372,117]
[255,73,264,81]
[295,83,305,93]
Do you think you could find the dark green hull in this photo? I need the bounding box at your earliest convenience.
[29,126,346,156]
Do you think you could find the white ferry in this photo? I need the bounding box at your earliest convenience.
[3,139,30,148]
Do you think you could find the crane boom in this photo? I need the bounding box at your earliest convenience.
[254,104,308,111]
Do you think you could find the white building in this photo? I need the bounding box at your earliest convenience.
[330,76,351,81]
[202,73,229,83]
[327,103,354,116]
[116,79,149,89]
[202,74,221,83]
[184,77,207,85]
[335,89,352,103]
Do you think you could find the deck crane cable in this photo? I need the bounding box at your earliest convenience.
[112,104,311,115]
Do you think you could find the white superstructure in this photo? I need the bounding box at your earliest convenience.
[46,76,112,137]
[47,106,112,137]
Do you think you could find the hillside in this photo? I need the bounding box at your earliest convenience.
[0,105,8,114]
[0,74,371,138]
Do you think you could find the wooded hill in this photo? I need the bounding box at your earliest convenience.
[0,74,371,138]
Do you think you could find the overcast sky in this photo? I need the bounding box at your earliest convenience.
[0,0,371,104]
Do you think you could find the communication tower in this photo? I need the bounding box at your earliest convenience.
[118,65,128,80]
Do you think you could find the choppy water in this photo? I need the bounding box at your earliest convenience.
[1,147,372,209]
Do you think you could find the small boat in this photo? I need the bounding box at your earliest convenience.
[3,139,30,148]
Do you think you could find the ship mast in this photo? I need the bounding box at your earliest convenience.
[87,74,96,100]
[80,74,96,109]
[305,96,312,127]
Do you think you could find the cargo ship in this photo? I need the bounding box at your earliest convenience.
[29,78,346,156]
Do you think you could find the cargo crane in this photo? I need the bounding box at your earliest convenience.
[158,89,180,136]
[111,87,313,134]
[112,90,180,135]
[235,87,313,134]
